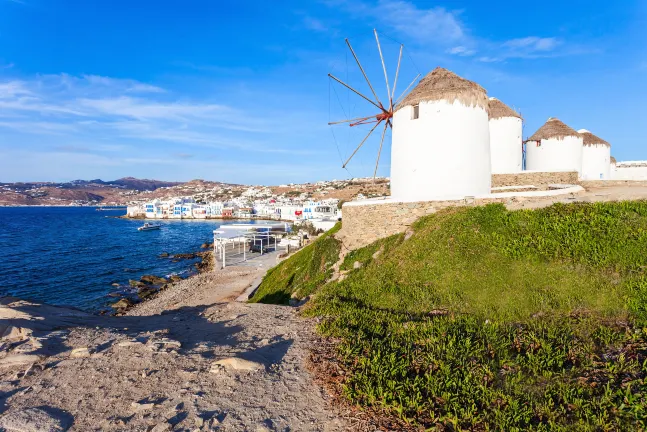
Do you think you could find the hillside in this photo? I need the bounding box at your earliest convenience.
[0,177,389,206]
[251,202,647,430]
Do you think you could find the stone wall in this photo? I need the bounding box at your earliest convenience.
[492,171,578,187]
[336,172,582,251]
[580,180,647,188]
[337,197,508,251]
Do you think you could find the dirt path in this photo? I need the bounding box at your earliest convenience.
[0,253,347,431]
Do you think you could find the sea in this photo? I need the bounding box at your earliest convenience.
[0,207,261,311]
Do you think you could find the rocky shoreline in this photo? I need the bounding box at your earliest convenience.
[108,243,215,315]
[0,247,345,431]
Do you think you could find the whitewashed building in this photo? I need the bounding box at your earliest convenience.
[579,129,611,180]
[488,97,523,173]
[525,118,583,176]
[391,67,491,201]
[613,161,647,180]
[302,200,338,220]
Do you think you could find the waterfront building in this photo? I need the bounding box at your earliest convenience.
[302,200,338,220]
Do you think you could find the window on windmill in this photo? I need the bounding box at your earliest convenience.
[412,104,419,119]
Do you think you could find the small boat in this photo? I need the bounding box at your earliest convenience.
[138,223,161,231]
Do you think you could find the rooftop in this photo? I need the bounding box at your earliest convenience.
[397,67,488,111]
[527,118,580,142]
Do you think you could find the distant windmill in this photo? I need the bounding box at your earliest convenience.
[328,29,419,179]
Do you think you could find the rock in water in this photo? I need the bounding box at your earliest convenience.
[138,286,158,300]
[173,253,196,260]
[0,407,72,431]
[140,275,168,285]
[111,298,134,310]
[169,275,183,283]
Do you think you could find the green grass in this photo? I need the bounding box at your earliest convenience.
[256,202,647,430]
[249,222,341,304]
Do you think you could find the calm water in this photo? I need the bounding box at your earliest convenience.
[0,207,258,311]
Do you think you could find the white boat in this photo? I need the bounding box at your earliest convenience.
[138,223,161,231]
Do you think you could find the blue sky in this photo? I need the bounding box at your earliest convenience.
[1,0,645,184]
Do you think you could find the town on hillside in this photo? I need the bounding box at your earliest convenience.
[0,177,390,209]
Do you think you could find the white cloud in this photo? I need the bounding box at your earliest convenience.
[0,73,322,159]
[375,0,464,43]
[81,75,166,93]
[328,1,575,64]
[448,46,476,56]
[327,0,465,45]
[476,37,564,62]
[0,81,33,98]
[303,16,328,32]
[502,37,561,51]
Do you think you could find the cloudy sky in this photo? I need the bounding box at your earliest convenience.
[1,0,646,184]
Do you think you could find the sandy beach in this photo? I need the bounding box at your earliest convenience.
[0,251,346,431]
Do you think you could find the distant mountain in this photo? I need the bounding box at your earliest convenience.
[108,177,182,191]
[66,177,182,191]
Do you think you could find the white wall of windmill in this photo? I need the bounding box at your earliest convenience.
[390,99,491,202]
[581,144,611,180]
[525,136,584,176]
[489,116,523,174]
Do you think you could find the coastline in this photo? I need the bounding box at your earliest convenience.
[0,244,346,430]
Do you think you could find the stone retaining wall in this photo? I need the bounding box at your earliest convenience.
[492,171,578,187]
[337,197,509,251]
[337,186,587,251]
[580,180,647,188]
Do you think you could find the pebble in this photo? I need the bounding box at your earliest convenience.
[131,401,156,412]
[0,354,44,368]
[70,347,91,358]
[0,326,32,341]
[151,422,171,432]
[117,340,145,348]
[211,357,263,373]
[0,406,71,432]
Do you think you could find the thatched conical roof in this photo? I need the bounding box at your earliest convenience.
[488,97,522,120]
[577,129,610,147]
[610,156,617,164]
[397,67,488,111]
[527,118,580,142]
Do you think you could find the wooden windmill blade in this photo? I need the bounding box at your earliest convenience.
[328,29,408,180]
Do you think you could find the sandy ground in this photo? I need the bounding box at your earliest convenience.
[507,184,647,210]
[0,252,347,431]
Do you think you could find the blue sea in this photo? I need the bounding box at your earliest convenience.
[0,207,259,311]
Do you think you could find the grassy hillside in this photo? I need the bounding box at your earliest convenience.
[256,203,647,430]
[249,223,341,304]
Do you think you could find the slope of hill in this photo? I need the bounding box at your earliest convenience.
[108,177,182,191]
[251,202,647,430]
[0,177,389,206]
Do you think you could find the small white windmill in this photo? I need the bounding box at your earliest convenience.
[328,29,419,179]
